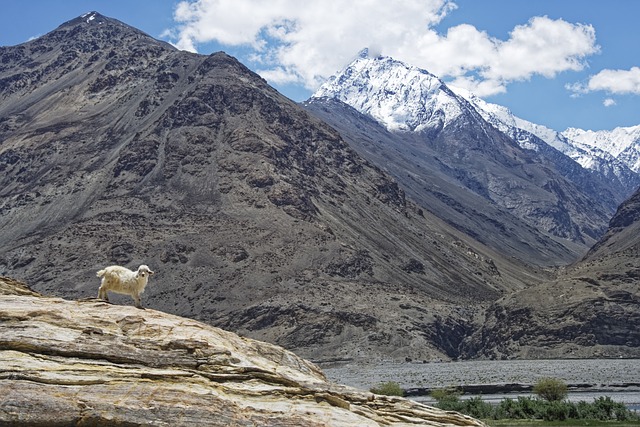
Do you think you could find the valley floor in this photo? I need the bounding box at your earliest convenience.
[322,358,640,410]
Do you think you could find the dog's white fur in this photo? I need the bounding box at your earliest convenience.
[97,264,154,308]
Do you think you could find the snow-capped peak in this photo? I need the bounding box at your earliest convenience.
[562,125,640,173]
[562,126,640,158]
[79,11,106,25]
[451,86,572,152]
[312,51,464,132]
[314,50,640,184]
[449,86,640,189]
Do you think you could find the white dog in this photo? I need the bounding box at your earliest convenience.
[97,264,154,308]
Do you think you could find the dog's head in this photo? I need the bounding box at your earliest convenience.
[137,265,155,278]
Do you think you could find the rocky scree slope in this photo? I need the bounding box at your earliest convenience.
[0,276,486,427]
[0,12,540,362]
[310,51,620,259]
[463,186,640,359]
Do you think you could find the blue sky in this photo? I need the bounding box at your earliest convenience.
[1,0,639,132]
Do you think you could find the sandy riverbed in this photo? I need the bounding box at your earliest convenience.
[322,358,640,406]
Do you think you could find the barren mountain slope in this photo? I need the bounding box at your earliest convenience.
[0,12,542,362]
[305,97,587,265]
[463,187,640,359]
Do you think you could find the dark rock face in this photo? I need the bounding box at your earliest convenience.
[463,187,640,359]
[0,12,542,362]
[587,187,640,256]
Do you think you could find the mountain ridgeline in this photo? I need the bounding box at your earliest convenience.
[0,12,536,362]
[1,14,639,361]
[306,49,640,359]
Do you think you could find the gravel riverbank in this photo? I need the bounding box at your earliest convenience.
[321,359,640,398]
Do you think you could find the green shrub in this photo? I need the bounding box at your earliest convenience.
[430,387,461,402]
[593,396,629,420]
[533,377,568,402]
[514,396,542,419]
[575,400,596,419]
[494,396,545,420]
[430,387,464,412]
[615,404,631,422]
[566,400,579,419]
[497,397,521,419]
[426,382,638,423]
[566,398,639,422]
[462,396,493,419]
[543,400,569,421]
[475,395,638,422]
[369,381,404,396]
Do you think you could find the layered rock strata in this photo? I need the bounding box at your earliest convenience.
[0,277,484,426]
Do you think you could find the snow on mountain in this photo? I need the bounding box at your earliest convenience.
[80,11,106,25]
[312,49,465,132]
[451,87,636,180]
[313,50,639,195]
[450,86,547,152]
[562,126,640,173]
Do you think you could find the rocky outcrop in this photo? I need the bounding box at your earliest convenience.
[0,277,485,426]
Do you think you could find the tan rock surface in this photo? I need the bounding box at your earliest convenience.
[0,277,485,426]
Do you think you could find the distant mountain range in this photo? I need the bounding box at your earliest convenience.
[1,15,639,362]
[464,185,640,359]
[0,12,540,363]
[316,49,640,181]
[563,125,640,173]
[453,87,640,194]
[307,49,640,262]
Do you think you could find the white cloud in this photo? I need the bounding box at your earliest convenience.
[570,67,640,96]
[256,66,301,85]
[493,17,597,79]
[410,16,598,96]
[171,1,599,97]
[567,67,640,101]
[449,75,507,97]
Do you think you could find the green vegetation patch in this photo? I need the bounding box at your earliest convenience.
[370,381,404,396]
[533,377,568,402]
[429,378,639,424]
